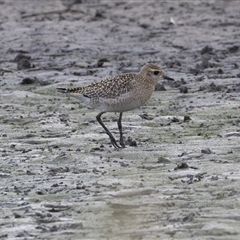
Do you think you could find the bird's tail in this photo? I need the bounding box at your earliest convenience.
[57,87,84,94]
[57,88,68,93]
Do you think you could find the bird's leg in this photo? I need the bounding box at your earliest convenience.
[96,112,121,148]
[117,112,125,148]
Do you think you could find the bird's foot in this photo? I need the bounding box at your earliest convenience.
[110,137,122,149]
[120,138,125,148]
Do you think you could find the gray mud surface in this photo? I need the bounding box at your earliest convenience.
[0,1,240,239]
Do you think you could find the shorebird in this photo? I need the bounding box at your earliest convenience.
[57,63,173,148]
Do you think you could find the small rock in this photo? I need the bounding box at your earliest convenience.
[183,116,191,122]
[20,77,36,84]
[171,117,180,122]
[201,148,212,154]
[13,53,31,63]
[125,137,137,147]
[174,163,189,170]
[157,156,171,163]
[139,113,154,120]
[17,58,32,70]
[155,83,166,91]
[201,45,213,55]
[179,86,188,93]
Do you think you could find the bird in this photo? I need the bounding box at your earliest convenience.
[57,63,174,148]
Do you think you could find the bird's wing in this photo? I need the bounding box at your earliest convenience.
[77,73,137,99]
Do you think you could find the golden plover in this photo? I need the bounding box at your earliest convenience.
[57,63,173,148]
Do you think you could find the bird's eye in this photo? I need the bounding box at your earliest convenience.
[153,71,159,75]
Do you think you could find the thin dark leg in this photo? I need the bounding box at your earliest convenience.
[96,112,121,148]
[117,112,125,148]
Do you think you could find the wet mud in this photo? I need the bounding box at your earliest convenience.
[0,1,240,239]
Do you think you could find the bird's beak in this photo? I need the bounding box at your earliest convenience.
[163,74,174,81]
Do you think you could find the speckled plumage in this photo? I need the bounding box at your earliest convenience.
[58,63,167,148]
[65,73,134,99]
[58,63,163,111]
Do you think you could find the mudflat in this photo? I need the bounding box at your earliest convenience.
[0,1,240,239]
